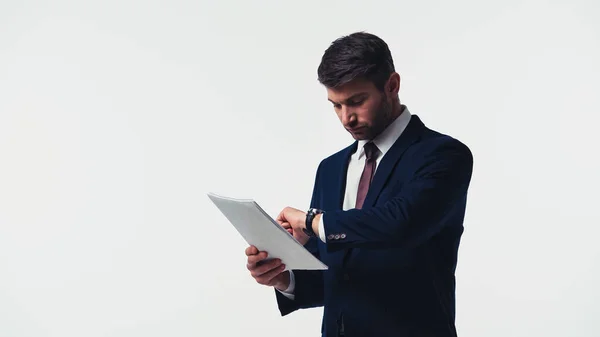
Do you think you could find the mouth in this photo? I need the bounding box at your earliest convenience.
[347,126,366,134]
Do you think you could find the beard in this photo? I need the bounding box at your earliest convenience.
[366,95,394,139]
[346,95,396,141]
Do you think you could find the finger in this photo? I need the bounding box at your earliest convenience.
[251,258,282,277]
[280,222,291,231]
[245,246,258,256]
[276,207,290,221]
[246,251,268,268]
[256,264,287,285]
[275,212,285,225]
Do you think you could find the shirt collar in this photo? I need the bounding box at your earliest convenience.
[357,106,412,159]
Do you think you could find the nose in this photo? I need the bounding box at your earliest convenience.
[340,106,356,127]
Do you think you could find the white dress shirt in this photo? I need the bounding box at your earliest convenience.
[278,108,412,300]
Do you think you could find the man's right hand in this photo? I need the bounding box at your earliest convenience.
[246,245,290,291]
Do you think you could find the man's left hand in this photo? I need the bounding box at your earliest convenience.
[276,206,320,245]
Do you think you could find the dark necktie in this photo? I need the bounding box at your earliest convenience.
[355,142,379,209]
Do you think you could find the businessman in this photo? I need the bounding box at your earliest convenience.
[245,31,473,337]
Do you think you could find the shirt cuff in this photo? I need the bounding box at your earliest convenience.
[276,270,295,300]
[318,214,326,242]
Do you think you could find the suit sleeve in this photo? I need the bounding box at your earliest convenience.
[321,139,473,251]
[275,162,325,316]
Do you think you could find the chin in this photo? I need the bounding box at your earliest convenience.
[350,134,370,141]
[348,128,373,140]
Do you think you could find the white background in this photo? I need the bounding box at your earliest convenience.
[1,0,599,336]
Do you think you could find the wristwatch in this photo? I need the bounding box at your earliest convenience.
[303,208,324,237]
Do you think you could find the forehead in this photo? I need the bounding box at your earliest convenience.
[326,79,377,103]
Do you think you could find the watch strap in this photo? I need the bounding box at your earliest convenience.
[303,208,323,237]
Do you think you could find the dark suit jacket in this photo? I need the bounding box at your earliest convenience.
[275,115,474,337]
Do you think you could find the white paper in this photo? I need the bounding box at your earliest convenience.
[207,192,328,271]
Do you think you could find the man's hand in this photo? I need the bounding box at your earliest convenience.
[276,206,321,245]
[245,245,290,291]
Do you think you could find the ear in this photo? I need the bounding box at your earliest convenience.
[386,72,401,95]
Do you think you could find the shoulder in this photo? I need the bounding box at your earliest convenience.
[420,128,471,156]
[408,127,473,172]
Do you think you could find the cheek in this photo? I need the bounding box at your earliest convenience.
[357,102,380,123]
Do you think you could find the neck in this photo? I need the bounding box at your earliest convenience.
[384,102,404,128]
[391,100,405,119]
[367,103,405,142]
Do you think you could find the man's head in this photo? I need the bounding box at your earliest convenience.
[317,32,402,140]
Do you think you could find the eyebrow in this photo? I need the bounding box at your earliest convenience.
[328,92,368,105]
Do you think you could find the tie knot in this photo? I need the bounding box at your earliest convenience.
[363,142,379,160]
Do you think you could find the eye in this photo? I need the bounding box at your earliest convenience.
[348,99,364,106]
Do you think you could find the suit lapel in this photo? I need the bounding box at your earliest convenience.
[362,115,426,208]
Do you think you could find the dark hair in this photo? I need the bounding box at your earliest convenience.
[317,31,395,91]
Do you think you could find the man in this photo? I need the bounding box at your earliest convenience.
[245,32,473,336]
